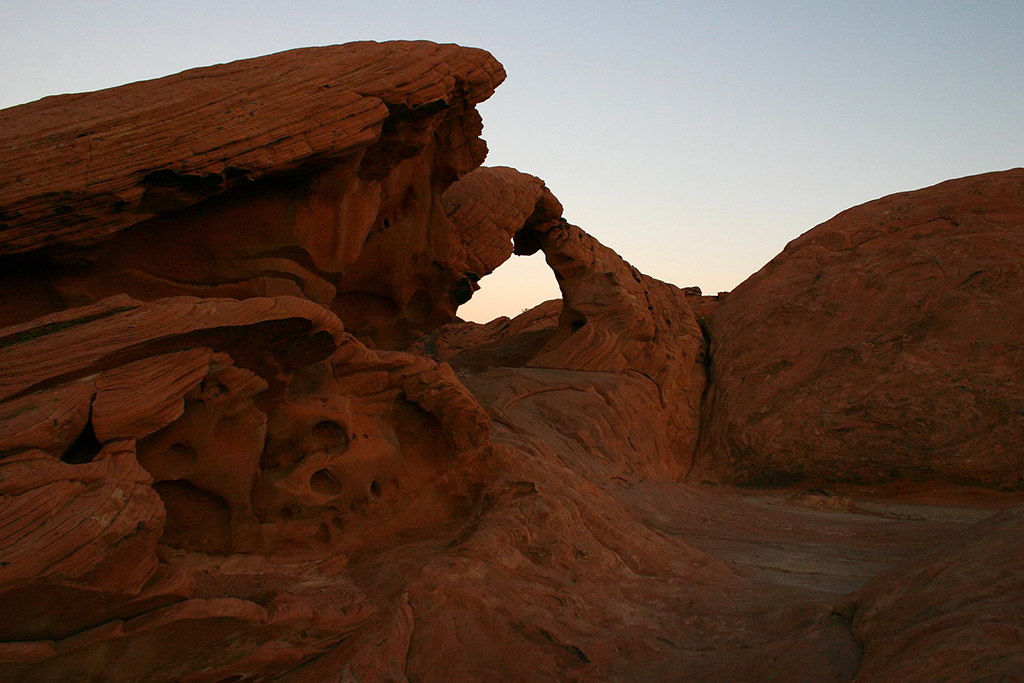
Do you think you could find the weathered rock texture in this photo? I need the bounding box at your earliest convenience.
[836,502,1024,682]
[2,40,1023,683]
[0,41,505,348]
[426,174,709,478]
[443,165,563,283]
[839,505,1024,679]
[696,169,1024,489]
[0,41,736,683]
[0,293,492,680]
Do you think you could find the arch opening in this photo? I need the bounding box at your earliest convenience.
[456,251,561,324]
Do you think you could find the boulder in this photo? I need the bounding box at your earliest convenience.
[696,169,1024,489]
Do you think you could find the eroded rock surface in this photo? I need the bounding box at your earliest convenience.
[0,293,491,680]
[839,502,1024,682]
[2,40,1023,683]
[696,169,1024,489]
[443,165,562,284]
[0,41,504,348]
[422,168,709,480]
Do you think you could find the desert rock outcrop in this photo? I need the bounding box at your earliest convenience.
[443,165,563,283]
[839,503,1024,682]
[695,169,1024,489]
[0,295,493,681]
[424,167,709,479]
[0,41,732,682]
[2,39,1023,683]
[0,41,505,348]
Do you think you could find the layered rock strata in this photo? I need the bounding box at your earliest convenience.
[0,42,505,681]
[0,41,505,348]
[0,293,491,680]
[422,166,709,480]
[0,42,729,682]
[2,38,1024,683]
[443,165,563,283]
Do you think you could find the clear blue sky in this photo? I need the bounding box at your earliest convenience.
[3,1,1022,322]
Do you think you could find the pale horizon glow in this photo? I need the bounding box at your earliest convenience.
[457,252,561,324]
[2,1,1022,323]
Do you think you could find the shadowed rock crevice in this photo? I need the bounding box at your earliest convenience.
[59,415,102,465]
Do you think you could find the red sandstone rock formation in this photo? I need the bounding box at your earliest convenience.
[838,503,1024,682]
[695,169,1024,489]
[0,41,505,348]
[0,42,735,682]
[0,293,492,679]
[443,165,563,283]
[2,39,1023,683]
[423,166,708,479]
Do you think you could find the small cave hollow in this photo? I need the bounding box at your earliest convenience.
[310,468,342,496]
[61,419,103,464]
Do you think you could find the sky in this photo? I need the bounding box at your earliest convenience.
[2,1,1022,323]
